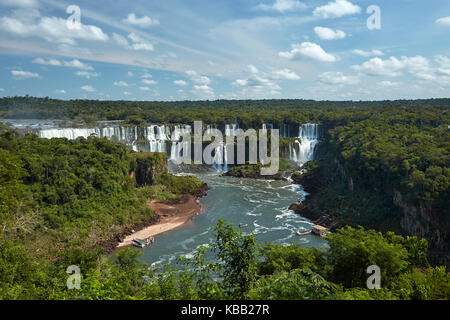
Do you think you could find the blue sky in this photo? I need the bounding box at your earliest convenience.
[0,0,450,101]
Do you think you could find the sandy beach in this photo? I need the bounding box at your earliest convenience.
[117,195,203,248]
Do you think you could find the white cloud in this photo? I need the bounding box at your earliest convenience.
[0,88,4,92]
[56,89,67,94]
[127,33,154,51]
[114,81,129,87]
[75,71,100,79]
[318,71,358,85]
[33,58,61,66]
[314,26,346,40]
[123,13,159,28]
[34,58,94,70]
[313,0,361,19]
[81,85,96,92]
[436,17,450,26]
[192,85,215,99]
[435,55,450,76]
[272,68,301,80]
[352,56,434,79]
[141,73,152,78]
[255,0,306,13]
[112,33,129,46]
[139,86,150,91]
[353,49,384,57]
[377,81,400,87]
[248,65,259,74]
[11,70,39,79]
[0,14,109,45]
[174,80,187,86]
[112,32,154,51]
[186,70,211,85]
[279,42,336,62]
[142,79,157,85]
[352,57,405,77]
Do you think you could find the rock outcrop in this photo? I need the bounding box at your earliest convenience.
[131,152,168,186]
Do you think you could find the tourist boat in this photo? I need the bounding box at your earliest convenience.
[296,230,312,236]
[132,237,155,248]
[312,225,328,237]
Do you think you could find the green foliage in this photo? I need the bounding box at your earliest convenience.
[156,172,203,194]
[250,267,336,300]
[213,219,260,299]
[326,226,410,288]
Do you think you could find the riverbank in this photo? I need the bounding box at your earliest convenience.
[117,195,204,248]
[96,182,209,253]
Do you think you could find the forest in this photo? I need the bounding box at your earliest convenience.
[0,97,449,300]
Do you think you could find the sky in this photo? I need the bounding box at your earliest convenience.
[0,0,450,101]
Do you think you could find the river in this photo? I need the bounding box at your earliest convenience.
[140,173,327,267]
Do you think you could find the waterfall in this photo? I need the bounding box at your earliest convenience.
[212,142,224,172]
[289,123,319,166]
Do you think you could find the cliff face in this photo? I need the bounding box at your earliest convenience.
[291,140,449,257]
[393,190,449,250]
[131,152,168,186]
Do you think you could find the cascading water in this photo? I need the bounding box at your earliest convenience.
[289,123,319,166]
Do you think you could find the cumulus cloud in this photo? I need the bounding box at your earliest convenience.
[436,17,450,26]
[192,85,215,99]
[11,70,39,79]
[123,13,159,28]
[112,33,129,46]
[33,58,94,70]
[248,65,259,74]
[81,85,96,92]
[255,0,306,13]
[313,0,361,19]
[186,70,211,85]
[271,68,301,80]
[377,81,400,87]
[352,56,437,81]
[314,26,346,40]
[279,42,336,62]
[56,89,67,94]
[128,33,154,51]
[318,71,358,85]
[0,13,109,45]
[352,57,406,77]
[142,79,157,85]
[353,49,384,57]
[75,71,100,79]
[139,86,150,91]
[233,65,300,97]
[112,32,154,51]
[174,80,187,86]
[114,81,129,87]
